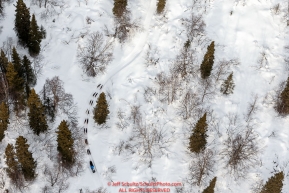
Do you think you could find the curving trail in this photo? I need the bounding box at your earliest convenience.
[81,0,156,190]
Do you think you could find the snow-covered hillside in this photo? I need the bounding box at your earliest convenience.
[0,0,289,192]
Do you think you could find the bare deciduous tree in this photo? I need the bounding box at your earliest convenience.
[212,59,239,82]
[256,51,268,70]
[177,89,201,120]
[181,13,205,41]
[39,0,65,20]
[44,164,62,187]
[114,112,174,166]
[244,94,259,123]
[130,105,141,124]
[1,37,14,60]
[143,86,156,103]
[114,11,139,43]
[155,72,181,104]
[198,78,216,103]
[77,32,113,77]
[57,177,69,193]
[32,54,45,77]
[172,44,196,79]
[145,44,159,67]
[41,76,76,115]
[102,165,116,181]
[271,3,281,15]
[188,149,215,186]
[116,109,129,130]
[220,117,259,179]
[0,168,6,189]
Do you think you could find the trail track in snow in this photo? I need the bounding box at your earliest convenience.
[102,0,156,87]
[80,0,156,190]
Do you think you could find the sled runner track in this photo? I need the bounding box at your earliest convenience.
[82,0,155,191]
[81,85,106,188]
[101,0,155,88]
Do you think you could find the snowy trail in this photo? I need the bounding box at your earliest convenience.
[79,0,156,190]
[101,0,156,87]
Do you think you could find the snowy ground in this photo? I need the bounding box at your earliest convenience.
[1,0,289,192]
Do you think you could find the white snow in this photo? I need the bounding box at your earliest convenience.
[1,0,289,192]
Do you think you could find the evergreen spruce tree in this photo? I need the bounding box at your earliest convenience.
[261,171,284,193]
[220,72,235,95]
[12,47,24,80]
[156,0,166,14]
[0,0,4,17]
[202,177,217,193]
[5,144,21,182]
[6,62,24,93]
[113,0,127,18]
[56,120,74,166]
[276,77,289,115]
[184,39,191,50]
[189,113,208,153]
[0,49,9,73]
[200,41,215,79]
[27,89,48,135]
[22,55,36,98]
[23,56,36,86]
[15,136,36,180]
[14,0,30,46]
[93,92,109,125]
[5,62,25,113]
[42,85,55,122]
[0,102,9,141]
[28,14,42,56]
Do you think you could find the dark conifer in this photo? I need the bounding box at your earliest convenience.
[157,0,166,14]
[184,39,191,50]
[56,120,74,166]
[42,85,55,122]
[22,56,36,98]
[12,47,24,80]
[0,50,9,73]
[15,136,36,180]
[0,102,9,141]
[27,89,48,135]
[113,0,127,18]
[22,56,36,86]
[200,41,215,79]
[14,0,30,46]
[276,77,289,115]
[28,14,42,56]
[220,72,235,95]
[202,177,217,193]
[189,113,208,153]
[6,62,24,93]
[0,0,4,17]
[93,92,109,125]
[261,172,284,193]
[5,62,25,113]
[5,144,21,182]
